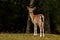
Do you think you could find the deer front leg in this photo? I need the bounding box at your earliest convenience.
[34,24,37,35]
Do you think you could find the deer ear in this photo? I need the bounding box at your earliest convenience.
[27,6,29,9]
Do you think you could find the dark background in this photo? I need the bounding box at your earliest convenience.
[0,0,60,34]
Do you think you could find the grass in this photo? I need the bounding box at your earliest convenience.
[0,33,60,40]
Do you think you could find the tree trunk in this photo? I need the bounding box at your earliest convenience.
[26,15,31,33]
[26,0,34,33]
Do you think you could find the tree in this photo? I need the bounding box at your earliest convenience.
[26,0,35,33]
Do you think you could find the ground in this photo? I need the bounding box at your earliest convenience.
[0,33,60,40]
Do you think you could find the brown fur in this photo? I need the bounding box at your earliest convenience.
[27,7,44,37]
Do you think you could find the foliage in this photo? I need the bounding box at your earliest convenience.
[0,0,60,33]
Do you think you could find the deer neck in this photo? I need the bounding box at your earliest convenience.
[29,12,34,21]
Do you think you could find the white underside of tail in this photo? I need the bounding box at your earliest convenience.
[40,16,42,23]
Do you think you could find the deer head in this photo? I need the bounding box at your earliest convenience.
[27,6,36,13]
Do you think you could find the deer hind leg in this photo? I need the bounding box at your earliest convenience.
[39,24,42,37]
[40,23,44,37]
[39,23,44,37]
[34,23,37,35]
[43,28,44,37]
[42,23,44,37]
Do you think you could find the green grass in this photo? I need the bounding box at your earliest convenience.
[0,33,60,40]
